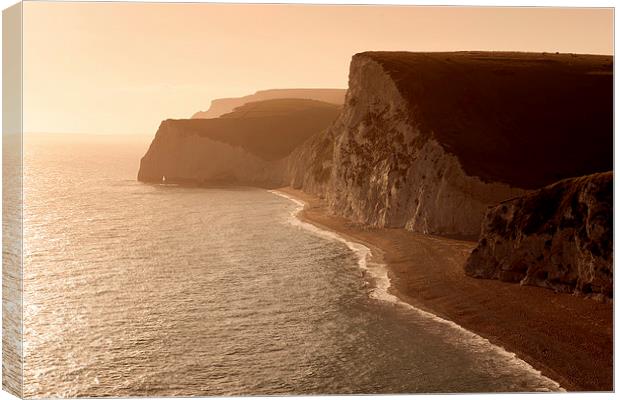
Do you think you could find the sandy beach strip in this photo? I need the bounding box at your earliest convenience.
[276,186,613,392]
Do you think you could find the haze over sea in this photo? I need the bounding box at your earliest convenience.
[22,134,561,397]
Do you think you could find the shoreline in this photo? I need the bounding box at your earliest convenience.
[275,186,613,392]
[271,189,563,392]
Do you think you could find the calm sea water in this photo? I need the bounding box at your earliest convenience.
[22,134,562,397]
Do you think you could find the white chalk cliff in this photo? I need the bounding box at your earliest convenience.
[140,51,612,239]
[138,99,341,187]
[286,52,612,236]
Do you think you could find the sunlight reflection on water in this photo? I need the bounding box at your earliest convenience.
[22,135,561,397]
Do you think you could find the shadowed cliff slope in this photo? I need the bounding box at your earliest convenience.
[192,89,346,119]
[138,99,340,185]
[288,51,613,236]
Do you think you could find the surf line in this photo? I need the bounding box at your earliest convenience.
[269,189,564,392]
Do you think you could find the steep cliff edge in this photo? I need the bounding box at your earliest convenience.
[139,51,612,236]
[191,88,346,119]
[138,99,340,186]
[288,51,612,236]
[465,172,612,299]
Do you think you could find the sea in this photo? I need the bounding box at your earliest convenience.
[20,133,562,397]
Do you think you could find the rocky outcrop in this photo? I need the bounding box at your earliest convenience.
[286,52,612,236]
[465,172,612,299]
[138,99,340,186]
[191,88,346,119]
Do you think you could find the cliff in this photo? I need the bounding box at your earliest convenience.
[287,51,612,236]
[191,88,346,119]
[464,172,612,299]
[138,99,340,186]
[139,51,612,237]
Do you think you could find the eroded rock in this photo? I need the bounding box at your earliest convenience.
[465,172,613,299]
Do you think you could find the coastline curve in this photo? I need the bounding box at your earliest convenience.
[269,189,564,393]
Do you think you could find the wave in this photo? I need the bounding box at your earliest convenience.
[269,189,564,392]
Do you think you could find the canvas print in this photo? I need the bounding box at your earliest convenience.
[2,2,614,397]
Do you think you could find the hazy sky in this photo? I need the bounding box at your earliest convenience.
[23,3,613,135]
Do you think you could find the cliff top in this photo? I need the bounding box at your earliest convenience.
[357,51,613,189]
[192,88,346,119]
[162,99,341,161]
[220,98,341,119]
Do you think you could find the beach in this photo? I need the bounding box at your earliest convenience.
[277,186,613,391]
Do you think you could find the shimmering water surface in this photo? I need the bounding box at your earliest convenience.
[22,134,561,397]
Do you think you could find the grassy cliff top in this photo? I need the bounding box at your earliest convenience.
[163,99,341,161]
[192,89,346,119]
[359,51,613,189]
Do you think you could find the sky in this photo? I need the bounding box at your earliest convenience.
[22,3,613,135]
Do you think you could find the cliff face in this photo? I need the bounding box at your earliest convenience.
[288,52,612,236]
[191,88,346,119]
[138,99,340,186]
[137,123,285,186]
[289,55,526,235]
[465,172,612,299]
[140,51,612,237]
